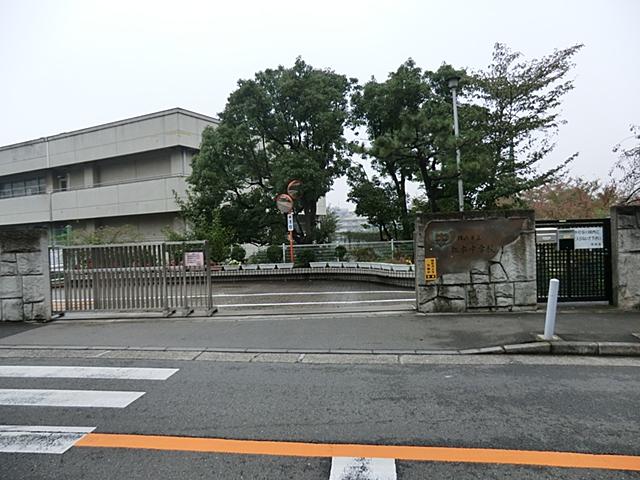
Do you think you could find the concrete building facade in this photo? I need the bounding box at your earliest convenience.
[0,108,219,242]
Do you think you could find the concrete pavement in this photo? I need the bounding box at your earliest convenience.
[1,308,639,355]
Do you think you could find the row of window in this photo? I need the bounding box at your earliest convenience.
[0,177,47,199]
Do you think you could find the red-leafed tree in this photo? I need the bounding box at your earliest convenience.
[612,125,640,205]
[522,177,620,220]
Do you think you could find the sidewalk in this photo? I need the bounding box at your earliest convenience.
[1,307,639,354]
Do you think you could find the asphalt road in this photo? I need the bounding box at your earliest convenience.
[1,354,639,479]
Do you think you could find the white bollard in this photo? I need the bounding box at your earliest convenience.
[543,279,560,340]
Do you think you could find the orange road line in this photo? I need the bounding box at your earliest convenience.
[75,433,640,471]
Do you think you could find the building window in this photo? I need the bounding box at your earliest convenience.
[0,183,11,198]
[57,175,68,191]
[11,181,26,197]
[25,179,39,195]
[0,176,47,198]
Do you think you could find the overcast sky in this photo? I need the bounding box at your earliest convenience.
[1,0,638,209]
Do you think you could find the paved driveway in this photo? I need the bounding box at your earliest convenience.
[211,279,415,315]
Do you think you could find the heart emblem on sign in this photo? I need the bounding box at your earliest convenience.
[434,230,452,248]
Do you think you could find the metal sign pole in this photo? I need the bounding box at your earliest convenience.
[287,212,295,263]
[288,232,294,263]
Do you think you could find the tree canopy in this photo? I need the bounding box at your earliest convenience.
[521,176,620,220]
[347,44,583,238]
[182,58,355,245]
[183,44,587,245]
[471,43,583,209]
[347,60,479,239]
[612,125,640,204]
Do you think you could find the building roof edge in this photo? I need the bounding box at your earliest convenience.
[0,108,220,152]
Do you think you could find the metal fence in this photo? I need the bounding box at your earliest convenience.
[248,240,415,264]
[50,241,213,314]
[536,219,612,303]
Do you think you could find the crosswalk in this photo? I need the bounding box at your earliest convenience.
[0,364,178,454]
[330,457,396,479]
[0,363,399,478]
[0,426,96,454]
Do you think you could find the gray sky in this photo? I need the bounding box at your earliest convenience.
[1,0,638,209]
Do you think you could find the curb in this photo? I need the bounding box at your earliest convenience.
[0,341,639,356]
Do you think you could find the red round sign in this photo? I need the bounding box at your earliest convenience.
[275,193,294,213]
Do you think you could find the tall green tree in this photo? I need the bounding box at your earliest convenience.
[348,60,484,238]
[348,44,583,238]
[183,58,356,244]
[471,43,583,208]
[347,164,404,240]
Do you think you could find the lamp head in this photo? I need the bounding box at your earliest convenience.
[447,76,461,89]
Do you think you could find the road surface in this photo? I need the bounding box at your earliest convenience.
[1,352,639,479]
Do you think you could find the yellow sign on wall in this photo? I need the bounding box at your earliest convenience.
[424,257,437,281]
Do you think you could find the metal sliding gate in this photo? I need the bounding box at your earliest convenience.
[536,219,613,303]
[50,241,214,315]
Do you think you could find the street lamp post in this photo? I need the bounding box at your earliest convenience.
[448,76,464,212]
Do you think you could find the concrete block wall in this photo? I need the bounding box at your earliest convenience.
[0,228,51,321]
[611,206,640,310]
[415,210,537,313]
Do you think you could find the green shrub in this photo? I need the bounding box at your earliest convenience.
[352,247,378,262]
[265,245,283,263]
[229,244,246,263]
[334,245,347,261]
[294,249,316,268]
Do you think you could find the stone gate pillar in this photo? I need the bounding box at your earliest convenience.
[0,227,51,321]
[415,210,537,313]
[611,205,640,310]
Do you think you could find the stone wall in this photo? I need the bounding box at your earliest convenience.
[415,210,537,313]
[0,228,51,321]
[611,206,640,310]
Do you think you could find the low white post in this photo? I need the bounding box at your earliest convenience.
[543,278,560,340]
[282,243,286,263]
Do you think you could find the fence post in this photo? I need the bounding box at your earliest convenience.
[391,239,395,260]
[91,246,99,310]
[63,248,71,311]
[282,243,286,263]
[182,242,188,309]
[161,243,168,312]
[204,241,212,310]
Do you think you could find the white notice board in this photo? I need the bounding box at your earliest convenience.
[574,227,603,249]
[184,251,204,267]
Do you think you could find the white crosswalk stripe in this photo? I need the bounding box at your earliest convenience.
[0,426,96,454]
[0,365,178,380]
[0,389,145,408]
[329,457,397,480]
[0,363,179,454]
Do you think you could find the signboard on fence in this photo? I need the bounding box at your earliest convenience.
[184,251,204,267]
[574,227,603,249]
